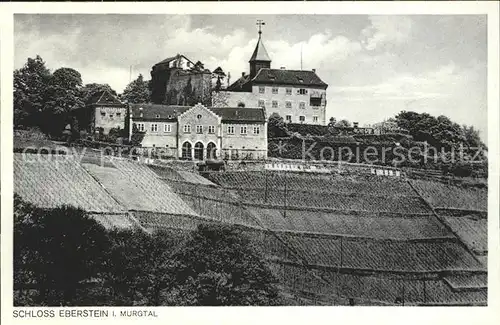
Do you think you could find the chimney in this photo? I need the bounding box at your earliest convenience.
[280,67,286,70]
[241,72,245,77]
[312,68,316,73]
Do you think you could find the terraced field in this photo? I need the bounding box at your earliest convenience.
[82,159,196,215]
[207,171,430,214]
[410,179,487,211]
[131,211,207,232]
[440,213,487,254]
[276,263,486,305]
[249,208,452,239]
[240,189,430,214]
[209,171,416,196]
[277,234,482,272]
[89,213,139,230]
[14,153,124,213]
[200,170,487,305]
[15,155,487,305]
[410,179,488,270]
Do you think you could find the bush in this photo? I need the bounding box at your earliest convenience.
[14,196,280,306]
[286,123,329,137]
[171,224,281,306]
[14,195,110,306]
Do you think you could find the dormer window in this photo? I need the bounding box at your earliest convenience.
[197,114,202,119]
[156,114,160,118]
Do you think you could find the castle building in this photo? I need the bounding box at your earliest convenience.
[150,54,213,106]
[213,27,328,125]
[129,103,267,160]
[85,90,127,135]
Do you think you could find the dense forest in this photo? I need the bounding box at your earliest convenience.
[14,55,151,138]
[14,195,281,306]
[267,112,487,178]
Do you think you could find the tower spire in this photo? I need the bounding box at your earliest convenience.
[250,20,271,78]
[256,19,265,37]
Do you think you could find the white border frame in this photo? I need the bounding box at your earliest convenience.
[1,2,499,325]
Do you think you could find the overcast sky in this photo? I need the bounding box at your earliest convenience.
[14,14,487,138]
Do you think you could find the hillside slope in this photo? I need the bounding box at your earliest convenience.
[14,154,487,305]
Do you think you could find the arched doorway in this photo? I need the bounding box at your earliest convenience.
[194,142,204,160]
[181,141,192,160]
[206,142,217,160]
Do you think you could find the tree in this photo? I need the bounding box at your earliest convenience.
[81,83,117,104]
[143,230,186,306]
[214,77,222,92]
[42,67,85,137]
[334,119,351,128]
[129,123,145,146]
[395,111,470,149]
[268,113,289,138]
[462,124,486,150]
[14,195,110,306]
[13,55,52,128]
[122,74,150,104]
[104,229,152,305]
[171,224,281,306]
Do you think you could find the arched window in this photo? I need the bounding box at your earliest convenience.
[194,142,204,160]
[181,142,192,160]
[206,142,217,160]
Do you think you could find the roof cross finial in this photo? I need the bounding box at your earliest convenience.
[256,19,265,36]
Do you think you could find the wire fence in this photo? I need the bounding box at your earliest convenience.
[151,169,486,306]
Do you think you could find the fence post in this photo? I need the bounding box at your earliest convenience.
[283,174,287,218]
[423,280,427,304]
[340,237,343,268]
[265,170,269,203]
[402,280,405,306]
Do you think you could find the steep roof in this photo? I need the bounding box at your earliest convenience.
[130,104,265,123]
[226,68,328,90]
[226,74,252,91]
[253,68,328,88]
[87,90,124,107]
[157,55,177,65]
[155,54,194,66]
[249,35,271,62]
[213,66,226,76]
[209,106,266,123]
[129,104,191,120]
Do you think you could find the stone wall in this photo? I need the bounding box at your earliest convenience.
[150,65,171,104]
[165,70,212,107]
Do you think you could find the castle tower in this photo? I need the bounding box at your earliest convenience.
[249,20,271,79]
